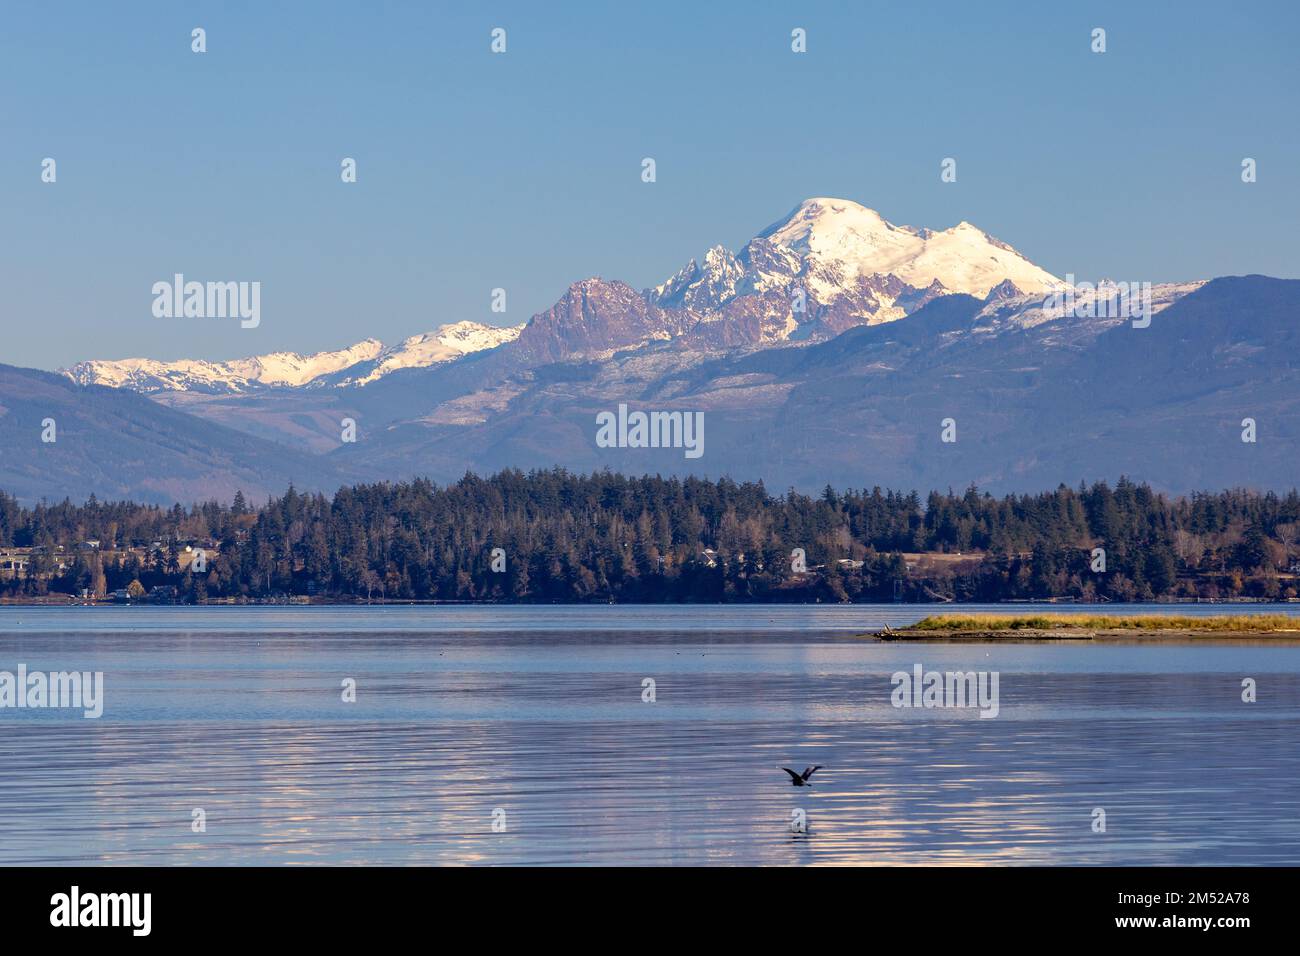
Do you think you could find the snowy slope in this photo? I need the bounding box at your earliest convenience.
[649,197,1065,344]
[758,198,1060,298]
[971,281,1207,337]
[63,322,522,394]
[63,340,386,393]
[332,322,524,386]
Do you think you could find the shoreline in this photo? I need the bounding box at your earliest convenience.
[1,598,1296,608]
[870,612,1300,642]
[870,627,1300,642]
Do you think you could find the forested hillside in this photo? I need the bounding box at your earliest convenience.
[2,471,1297,603]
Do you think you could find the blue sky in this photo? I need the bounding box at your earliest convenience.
[3,0,1297,370]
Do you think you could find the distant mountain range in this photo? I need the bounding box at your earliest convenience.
[3,197,1293,504]
[63,198,1061,391]
[63,320,523,393]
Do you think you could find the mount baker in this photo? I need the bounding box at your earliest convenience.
[63,198,1065,392]
[9,195,1288,506]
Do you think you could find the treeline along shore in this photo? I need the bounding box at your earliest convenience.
[1,471,1299,604]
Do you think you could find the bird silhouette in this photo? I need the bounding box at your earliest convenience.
[782,765,822,786]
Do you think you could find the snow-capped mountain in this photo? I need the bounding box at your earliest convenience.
[970,280,1205,342]
[62,339,386,393]
[15,275,1294,504]
[64,198,1113,395]
[62,321,523,394]
[760,198,1058,298]
[509,198,1070,363]
[332,276,1298,498]
[326,322,523,387]
[27,194,1286,506]
[650,198,1062,344]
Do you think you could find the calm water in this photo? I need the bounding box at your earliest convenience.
[2,604,1299,866]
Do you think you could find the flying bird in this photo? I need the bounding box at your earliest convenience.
[782,765,822,786]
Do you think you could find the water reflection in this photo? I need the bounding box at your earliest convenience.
[0,607,1298,865]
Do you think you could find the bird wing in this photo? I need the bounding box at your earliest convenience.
[802,765,822,780]
[782,768,802,782]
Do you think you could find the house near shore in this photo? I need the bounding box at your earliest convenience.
[148,584,180,604]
